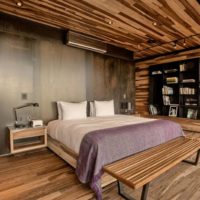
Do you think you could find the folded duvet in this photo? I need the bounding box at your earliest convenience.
[76,119,183,200]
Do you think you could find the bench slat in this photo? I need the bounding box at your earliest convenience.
[121,139,199,179]
[106,137,185,172]
[104,137,200,189]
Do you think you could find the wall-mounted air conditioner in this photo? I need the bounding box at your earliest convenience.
[66,31,107,54]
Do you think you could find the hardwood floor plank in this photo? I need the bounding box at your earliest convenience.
[0,131,200,200]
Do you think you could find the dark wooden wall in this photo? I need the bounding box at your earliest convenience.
[86,54,134,113]
[135,48,200,115]
[0,15,135,155]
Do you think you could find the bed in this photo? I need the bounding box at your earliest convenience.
[47,115,183,200]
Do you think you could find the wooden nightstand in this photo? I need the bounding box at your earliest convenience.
[8,126,47,154]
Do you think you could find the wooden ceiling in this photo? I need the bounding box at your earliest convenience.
[0,0,200,59]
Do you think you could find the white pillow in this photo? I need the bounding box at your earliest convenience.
[94,100,115,116]
[57,102,62,119]
[60,101,87,120]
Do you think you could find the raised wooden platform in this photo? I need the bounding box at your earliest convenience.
[145,115,200,133]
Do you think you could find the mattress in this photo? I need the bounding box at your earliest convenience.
[47,115,156,154]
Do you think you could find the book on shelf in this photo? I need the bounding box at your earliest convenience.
[180,63,194,72]
[163,95,170,105]
[180,87,195,95]
[164,69,178,73]
[185,98,198,106]
[185,103,198,106]
[152,70,162,75]
[162,86,173,95]
[179,63,186,72]
[181,79,195,83]
[166,77,178,84]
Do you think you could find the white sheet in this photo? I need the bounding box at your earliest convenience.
[47,115,156,154]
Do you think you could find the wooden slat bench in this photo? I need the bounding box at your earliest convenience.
[104,137,200,200]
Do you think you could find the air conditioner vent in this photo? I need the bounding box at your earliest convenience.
[66,31,107,54]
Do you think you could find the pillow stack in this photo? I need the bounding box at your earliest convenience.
[57,99,115,120]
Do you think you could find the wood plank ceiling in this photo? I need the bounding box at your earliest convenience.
[0,0,200,59]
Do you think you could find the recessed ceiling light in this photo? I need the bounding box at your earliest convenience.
[152,21,157,26]
[16,1,23,7]
[183,39,186,46]
[172,42,177,49]
[108,20,113,25]
[137,44,141,49]
[147,38,157,44]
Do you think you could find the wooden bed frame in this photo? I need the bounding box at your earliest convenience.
[47,135,116,187]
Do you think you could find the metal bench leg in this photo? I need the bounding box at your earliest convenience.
[182,149,200,166]
[118,181,150,200]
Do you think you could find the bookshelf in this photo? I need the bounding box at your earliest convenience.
[149,58,200,119]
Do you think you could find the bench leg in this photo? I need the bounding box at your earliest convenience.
[182,149,200,166]
[117,181,150,200]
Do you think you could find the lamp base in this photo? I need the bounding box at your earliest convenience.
[14,121,30,128]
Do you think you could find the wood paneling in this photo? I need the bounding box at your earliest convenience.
[0,0,199,59]
[86,54,135,114]
[135,48,200,115]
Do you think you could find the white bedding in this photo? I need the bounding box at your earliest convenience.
[47,115,156,154]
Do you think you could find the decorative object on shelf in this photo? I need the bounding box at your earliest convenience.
[187,109,198,119]
[151,70,162,75]
[149,104,158,115]
[169,105,178,117]
[14,102,39,128]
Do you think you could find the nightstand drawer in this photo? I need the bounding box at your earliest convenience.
[13,128,46,140]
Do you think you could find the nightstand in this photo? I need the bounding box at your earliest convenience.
[8,126,47,154]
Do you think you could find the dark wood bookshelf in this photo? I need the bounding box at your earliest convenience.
[149,58,200,119]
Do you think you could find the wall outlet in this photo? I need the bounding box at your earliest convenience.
[21,93,28,100]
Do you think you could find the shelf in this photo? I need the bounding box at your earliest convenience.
[164,69,178,74]
[163,105,179,106]
[180,70,197,73]
[14,139,44,150]
[180,82,196,84]
[163,105,199,108]
[149,58,200,119]
[165,83,179,85]
[180,94,197,96]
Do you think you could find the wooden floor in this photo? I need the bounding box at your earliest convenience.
[1,132,200,200]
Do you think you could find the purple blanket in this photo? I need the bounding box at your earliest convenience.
[76,120,183,199]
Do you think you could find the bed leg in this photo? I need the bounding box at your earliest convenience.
[182,149,200,166]
[117,181,150,200]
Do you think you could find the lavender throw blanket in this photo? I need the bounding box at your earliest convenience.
[76,120,183,199]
